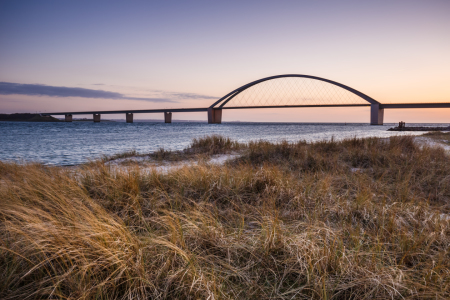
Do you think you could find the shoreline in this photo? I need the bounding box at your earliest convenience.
[1,133,450,168]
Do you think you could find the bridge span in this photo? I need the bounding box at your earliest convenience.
[43,74,450,125]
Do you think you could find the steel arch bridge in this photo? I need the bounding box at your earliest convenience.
[44,74,450,124]
[207,74,384,124]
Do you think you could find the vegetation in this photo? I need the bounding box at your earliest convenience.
[423,131,450,143]
[0,113,61,122]
[102,134,242,162]
[190,135,241,154]
[1,135,450,299]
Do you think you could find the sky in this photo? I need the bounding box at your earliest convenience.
[0,0,449,122]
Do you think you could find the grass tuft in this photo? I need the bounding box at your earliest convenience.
[190,134,241,154]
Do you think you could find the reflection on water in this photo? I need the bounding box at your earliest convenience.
[0,121,447,165]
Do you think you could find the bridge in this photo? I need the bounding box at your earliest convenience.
[43,74,450,125]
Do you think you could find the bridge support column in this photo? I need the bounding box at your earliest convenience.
[164,112,172,123]
[65,114,72,122]
[126,113,133,123]
[208,108,222,124]
[93,113,101,123]
[370,104,384,125]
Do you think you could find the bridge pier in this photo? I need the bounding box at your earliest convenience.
[65,114,72,122]
[93,113,101,123]
[164,112,172,123]
[208,108,222,124]
[126,113,133,123]
[370,104,384,125]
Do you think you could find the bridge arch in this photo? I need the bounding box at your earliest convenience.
[207,74,383,125]
[210,74,379,108]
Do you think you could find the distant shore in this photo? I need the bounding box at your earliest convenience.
[0,113,115,122]
[0,113,61,122]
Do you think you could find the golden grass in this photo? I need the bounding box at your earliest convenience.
[101,135,242,164]
[1,135,450,299]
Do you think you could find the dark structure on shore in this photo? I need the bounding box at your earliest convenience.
[388,121,450,131]
[42,74,450,125]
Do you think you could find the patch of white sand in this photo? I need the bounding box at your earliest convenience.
[208,154,240,164]
[413,137,450,152]
[440,214,450,221]
[105,153,241,173]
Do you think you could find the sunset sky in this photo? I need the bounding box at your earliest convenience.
[1,0,449,122]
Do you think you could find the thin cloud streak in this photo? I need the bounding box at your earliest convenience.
[0,82,177,103]
[168,92,217,100]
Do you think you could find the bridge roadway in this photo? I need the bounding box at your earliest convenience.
[42,102,450,125]
[40,74,450,124]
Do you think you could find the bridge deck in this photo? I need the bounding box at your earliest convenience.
[42,103,450,116]
[43,108,208,115]
[380,103,450,109]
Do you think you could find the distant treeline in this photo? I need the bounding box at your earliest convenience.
[0,113,61,122]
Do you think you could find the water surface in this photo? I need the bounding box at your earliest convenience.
[1,121,446,165]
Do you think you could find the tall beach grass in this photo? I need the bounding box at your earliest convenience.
[1,135,449,299]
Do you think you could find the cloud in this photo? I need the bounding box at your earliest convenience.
[143,89,218,100]
[0,82,177,103]
[126,97,175,102]
[168,92,217,100]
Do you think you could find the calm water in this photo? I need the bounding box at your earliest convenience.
[1,121,447,165]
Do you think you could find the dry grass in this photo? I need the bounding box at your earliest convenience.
[423,131,450,144]
[190,135,241,155]
[102,134,242,163]
[1,135,450,299]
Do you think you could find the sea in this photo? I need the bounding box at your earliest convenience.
[1,121,448,166]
